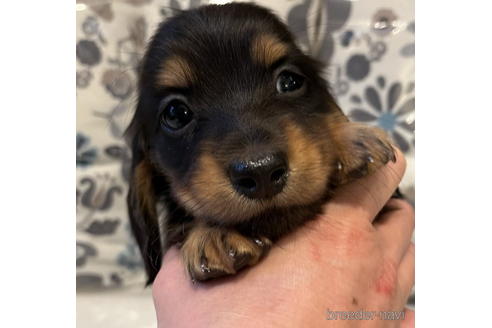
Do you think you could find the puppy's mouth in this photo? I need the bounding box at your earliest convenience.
[174,168,324,224]
[173,122,336,224]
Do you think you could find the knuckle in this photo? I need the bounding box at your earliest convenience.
[329,220,376,256]
[393,147,407,172]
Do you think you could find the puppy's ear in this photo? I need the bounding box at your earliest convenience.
[126,123,163,285]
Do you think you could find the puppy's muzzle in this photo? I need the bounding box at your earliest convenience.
[228,152,289,200]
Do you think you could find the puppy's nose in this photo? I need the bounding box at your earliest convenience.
[229,152,288,199]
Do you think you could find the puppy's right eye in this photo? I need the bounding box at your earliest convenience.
[160,100,194,131]
[276,71,304,93]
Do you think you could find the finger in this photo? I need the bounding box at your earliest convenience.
[324,147,406,223]
[401,308,415,328]
[375,199,415,262]
[398,243,415,298]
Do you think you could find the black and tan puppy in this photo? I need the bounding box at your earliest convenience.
[126,3,395,284]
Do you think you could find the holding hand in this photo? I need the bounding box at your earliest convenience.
[153,148,414,328]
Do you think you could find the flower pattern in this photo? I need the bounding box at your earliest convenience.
[349,76,415,153]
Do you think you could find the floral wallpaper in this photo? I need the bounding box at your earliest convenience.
[76,0,415,289]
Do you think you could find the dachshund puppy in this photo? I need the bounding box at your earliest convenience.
[126,3,395,284]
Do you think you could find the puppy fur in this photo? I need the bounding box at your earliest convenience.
[126,3,395,284]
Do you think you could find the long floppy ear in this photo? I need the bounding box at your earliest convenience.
[126,125,163,285]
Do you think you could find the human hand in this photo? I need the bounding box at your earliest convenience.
[152,148,414,328]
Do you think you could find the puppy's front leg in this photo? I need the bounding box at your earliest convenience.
[181,225,272,281]
[331,122,396,185]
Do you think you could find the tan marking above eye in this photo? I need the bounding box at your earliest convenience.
[157,55,195,88]
[250,33,289,66]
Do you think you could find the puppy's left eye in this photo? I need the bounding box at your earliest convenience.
[276,71,305,93]
[160,100,194,131]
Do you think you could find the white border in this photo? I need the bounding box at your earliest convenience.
[2,0,492,327]
[0,1,75,327]
[417,0,492,326]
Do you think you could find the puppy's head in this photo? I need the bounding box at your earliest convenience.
[129,3,343,225]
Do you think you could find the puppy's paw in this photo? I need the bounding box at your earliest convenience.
[333,124,396,185]
[181,226,271,281]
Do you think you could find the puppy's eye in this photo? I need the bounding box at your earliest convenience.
[160,100,194,130]
[276,71,304,93]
